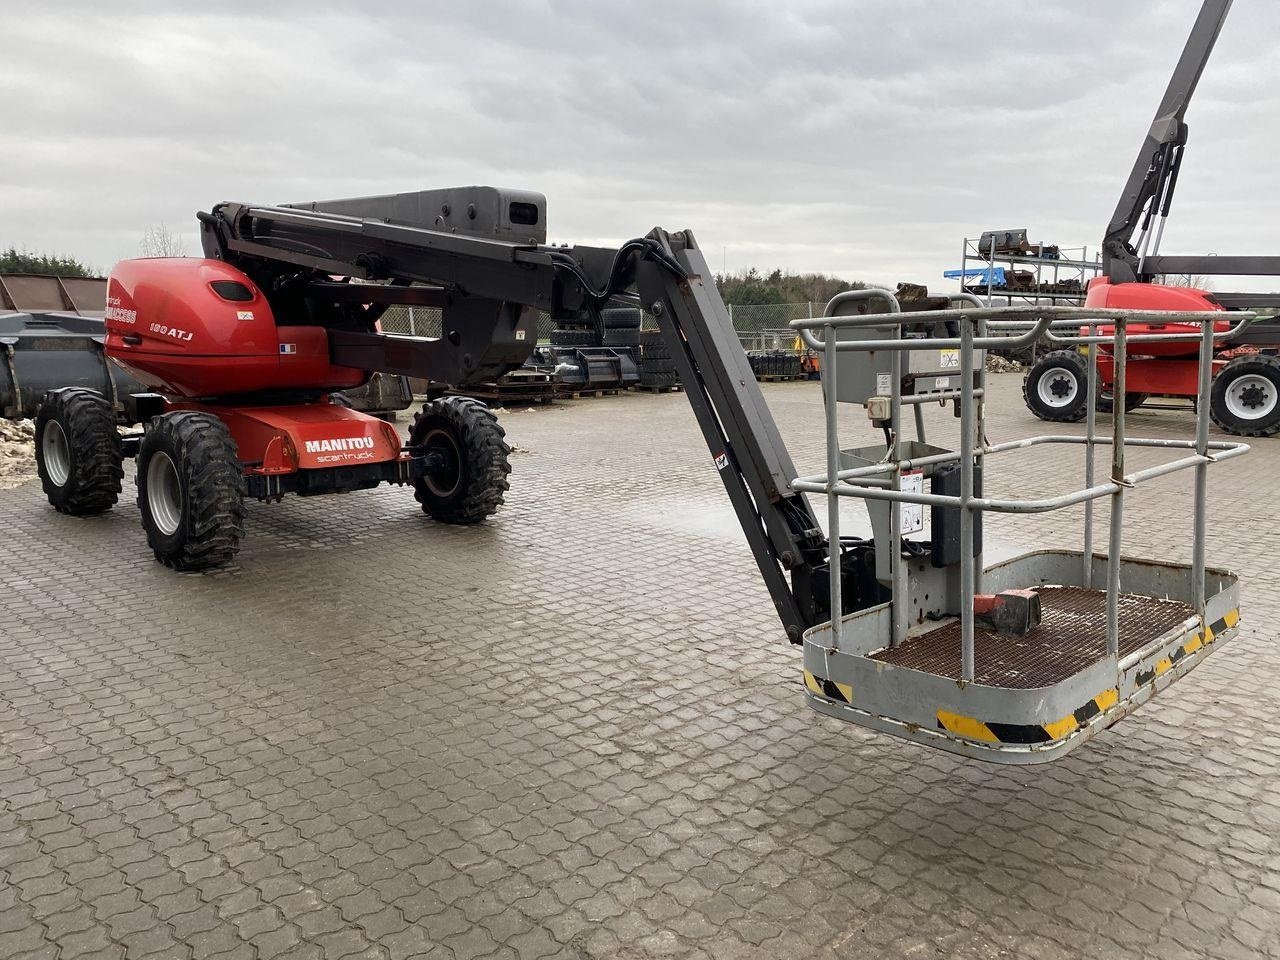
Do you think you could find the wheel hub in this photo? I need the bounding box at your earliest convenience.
[42,420,70,486]
[1037,367,1078,408]
[1240,383,1266,409]
[1225,373,1277,421]
[146,452,183,536]
[420,427,462,498]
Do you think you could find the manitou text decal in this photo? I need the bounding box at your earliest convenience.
[105,296,137,325]
[149,323,193,341]
[304,437,376,454]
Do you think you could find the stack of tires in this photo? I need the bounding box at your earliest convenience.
[746,350,803,379]
[638,330,680,389]
[600,307,641,348]
[547,307,642,349]
[547,328,594,348]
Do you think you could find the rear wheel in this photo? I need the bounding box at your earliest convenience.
[35,388,123,515]
[1210,354,1280,437]
[137,412,246,570]
[1023,350,1088,422]
[410,397,511,524]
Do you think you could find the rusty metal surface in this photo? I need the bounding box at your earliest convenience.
[871,586,1194,688]
[0,274,106,314]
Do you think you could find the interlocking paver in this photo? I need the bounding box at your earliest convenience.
[1,377,1279,959]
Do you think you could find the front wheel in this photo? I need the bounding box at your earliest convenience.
[1210,354,1280,437]
[137,412,246,570]
[409,397,510,524]
[1022,350,1089,422]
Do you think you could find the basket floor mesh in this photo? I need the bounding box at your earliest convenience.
[869,586,1194,688]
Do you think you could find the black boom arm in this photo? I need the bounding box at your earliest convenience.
[197,193,828,641]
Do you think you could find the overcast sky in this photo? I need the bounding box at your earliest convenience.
[3,0,1278,290]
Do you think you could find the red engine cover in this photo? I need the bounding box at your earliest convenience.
[1083,277,1227,358]
[104,258,366,398]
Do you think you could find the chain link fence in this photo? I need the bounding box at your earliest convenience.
[378,306,558,341]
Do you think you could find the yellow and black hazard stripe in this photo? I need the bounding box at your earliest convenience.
[1135,609,1238,686]
[936,687,1119,746]
[803,669,852,705]
[936,608,1239,747]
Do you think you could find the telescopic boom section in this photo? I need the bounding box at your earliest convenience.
[1102,0,1233,283]
[198,200,828,642]
[635,229,828,642]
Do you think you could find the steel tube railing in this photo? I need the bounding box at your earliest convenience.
[899,388,984,405]
[793,442,1248,515]
[1084,321,1098,587]
[1106,320,1127,659]
[1192,319,1213,617]
[802,302,1245,683]
[887,302,908,647]
[792,305,1253,353]
[793,434,1247,486]
[959,306,977,680]
[823,321,842,650]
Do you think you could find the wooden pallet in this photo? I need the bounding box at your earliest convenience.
[556,386,623,399]
[427,379,556,407]
[755,374,805,382]
[466,391,556,407]
[635,383,683,394]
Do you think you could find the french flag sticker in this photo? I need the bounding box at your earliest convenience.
[279,343,297,355]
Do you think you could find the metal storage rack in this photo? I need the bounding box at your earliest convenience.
[951,234,1103,307]
[788,297,1252,763]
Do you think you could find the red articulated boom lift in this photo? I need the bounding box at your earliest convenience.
[27,0,1253,764]
[1024,0,1280,436]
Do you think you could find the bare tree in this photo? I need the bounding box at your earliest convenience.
[139,223,188,258]
[1157,274,1213,291]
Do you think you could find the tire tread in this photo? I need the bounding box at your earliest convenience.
[36,388,123,515]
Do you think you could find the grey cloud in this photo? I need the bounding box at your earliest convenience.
[2,0,1278,289]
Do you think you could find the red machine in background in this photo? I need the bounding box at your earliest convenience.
[1023,0,1280,436]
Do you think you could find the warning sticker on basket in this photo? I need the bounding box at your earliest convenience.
[714,452,729,470]
[938,349,961,369]
[900,470,924,534]
[876,373,892,395]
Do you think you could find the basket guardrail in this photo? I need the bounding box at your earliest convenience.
[789,300,1252,684]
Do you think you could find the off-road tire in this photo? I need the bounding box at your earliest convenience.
[602,329,641,348]
[640,357,678,375]
[640,370,680,389]
[550,329,596,347]
[601,307,642,329]
[35,388,123,515]
[1096,391,1149,414]
[639,330,671,360]
[1023,350,1089,423]
[410,397,511,524]
[1209,353,1280,437]
[137,412,246,570]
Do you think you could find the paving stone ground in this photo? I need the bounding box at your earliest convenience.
[1,373,1278,960]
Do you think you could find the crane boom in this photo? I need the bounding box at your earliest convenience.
[1102,0,1234,282]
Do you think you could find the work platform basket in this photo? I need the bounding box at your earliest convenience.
[789,295,1252,763]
